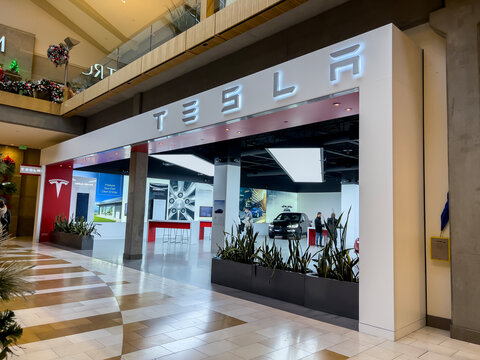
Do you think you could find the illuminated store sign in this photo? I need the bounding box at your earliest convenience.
[154,43,362,132]
[0,35,5,53]
[82,64,116,80]
[329,44,362,83]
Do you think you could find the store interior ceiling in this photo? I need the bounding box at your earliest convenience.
[78,115,359,193]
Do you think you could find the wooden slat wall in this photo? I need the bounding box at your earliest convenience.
[0,91,61,116]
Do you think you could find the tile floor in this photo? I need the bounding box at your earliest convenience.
[2,238,480,360]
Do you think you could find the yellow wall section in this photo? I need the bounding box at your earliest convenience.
[0,0,105,68]
[406,24,451,321]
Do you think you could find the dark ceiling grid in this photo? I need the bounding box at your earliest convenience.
[77,116,359,192]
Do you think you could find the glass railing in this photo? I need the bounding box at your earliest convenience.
[214,0,238,13]
[0,0,201,104]
[70,0,201,95]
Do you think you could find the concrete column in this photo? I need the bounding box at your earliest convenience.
[211,157,241,253]
[430,0,480,344]
[124,149,148,260]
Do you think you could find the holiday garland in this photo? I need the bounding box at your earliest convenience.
[0,78,64,103]
[47,44,69,66]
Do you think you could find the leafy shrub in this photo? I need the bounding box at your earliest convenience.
[0,232,35,358]
[254,239,287,272]
[287,237,316,274]
[216,225,259,264]
[54,215,100,237]
[313,208,359,282]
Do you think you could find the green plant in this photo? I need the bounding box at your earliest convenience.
[8,60,18,74]
[286,236,316,274]
[313,208,359,282]
[216,225,259,264]
[0,155,17,197]
[0,232,35,358]
[254,238,287,274]
[166,0,200,35]
[54,215,101,237]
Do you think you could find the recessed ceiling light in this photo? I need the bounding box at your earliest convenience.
[225,128,230,131]
[150,154,214,177]
[267,148,324,183]
[333,102,340,107]
[345,107,352,111]
[237,131,241,134]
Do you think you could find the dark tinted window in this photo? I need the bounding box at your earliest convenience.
[275,213,301,222]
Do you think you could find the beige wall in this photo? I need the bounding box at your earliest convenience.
[1,0,105,72]
[405,24,451,321]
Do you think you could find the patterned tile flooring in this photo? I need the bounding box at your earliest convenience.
[2,239,480,359]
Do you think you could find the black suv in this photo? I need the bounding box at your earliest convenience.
[268,212,311,239]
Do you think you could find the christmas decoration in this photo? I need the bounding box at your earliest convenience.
[0,78,64,103]
[47,44,69,67]
[0,154,17,196]
[8,60,19,74]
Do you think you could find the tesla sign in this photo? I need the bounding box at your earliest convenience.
[153,44,362,132]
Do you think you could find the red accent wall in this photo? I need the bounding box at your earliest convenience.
[39,165,73,242]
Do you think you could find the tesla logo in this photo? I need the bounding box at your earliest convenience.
[49,179,69,198]
[329,44,362,83]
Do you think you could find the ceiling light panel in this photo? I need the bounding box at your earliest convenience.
[266,148,324,183]
[151,154,214,177]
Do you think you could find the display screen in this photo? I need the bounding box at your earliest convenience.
[200,206,213,217]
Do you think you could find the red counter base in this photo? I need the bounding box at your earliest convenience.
[148,221,213,242]
[148,221,190,242]
[199,221,212,240]
[308,228,328,246]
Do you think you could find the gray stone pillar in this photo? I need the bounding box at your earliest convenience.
[211,157,241,253]
[430,0,480,344]
[124,148,148,260]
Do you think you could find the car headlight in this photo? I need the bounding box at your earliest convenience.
[287,224,299,229]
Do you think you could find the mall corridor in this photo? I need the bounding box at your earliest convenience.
[0,238,477,360]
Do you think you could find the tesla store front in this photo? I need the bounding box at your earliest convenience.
[33,24,450,341]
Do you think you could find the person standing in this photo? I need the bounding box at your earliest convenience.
[314,212,324,246]
[244,208,253,232]
[0,200,11,236]
[327,212,338,246]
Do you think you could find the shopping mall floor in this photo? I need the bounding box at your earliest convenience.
[4,238,480,360]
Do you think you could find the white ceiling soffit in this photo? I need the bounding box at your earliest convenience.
[267,148,324,183]
[0,122,76,150]
[150,154,214,177]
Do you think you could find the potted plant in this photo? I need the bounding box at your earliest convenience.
[50,215,100,250]
[211,226,258,291]
[305,209,359,319]
[0,232,35,358]
[252,238,314,305]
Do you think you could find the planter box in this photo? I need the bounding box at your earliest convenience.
[304,274,359,319]
[252,266,305,306]
[211,258,253,292]
[50,231,94,250]
[34,90,50,101]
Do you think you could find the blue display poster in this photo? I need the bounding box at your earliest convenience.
[73,171,124,222]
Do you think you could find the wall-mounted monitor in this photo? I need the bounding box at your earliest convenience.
[200,206,213,217]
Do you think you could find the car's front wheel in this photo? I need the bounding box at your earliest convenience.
[268,233,275,239]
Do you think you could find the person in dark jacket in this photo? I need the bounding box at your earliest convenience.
[0,199,11,235]
[314,212,324,246]
[327,212,338,246]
